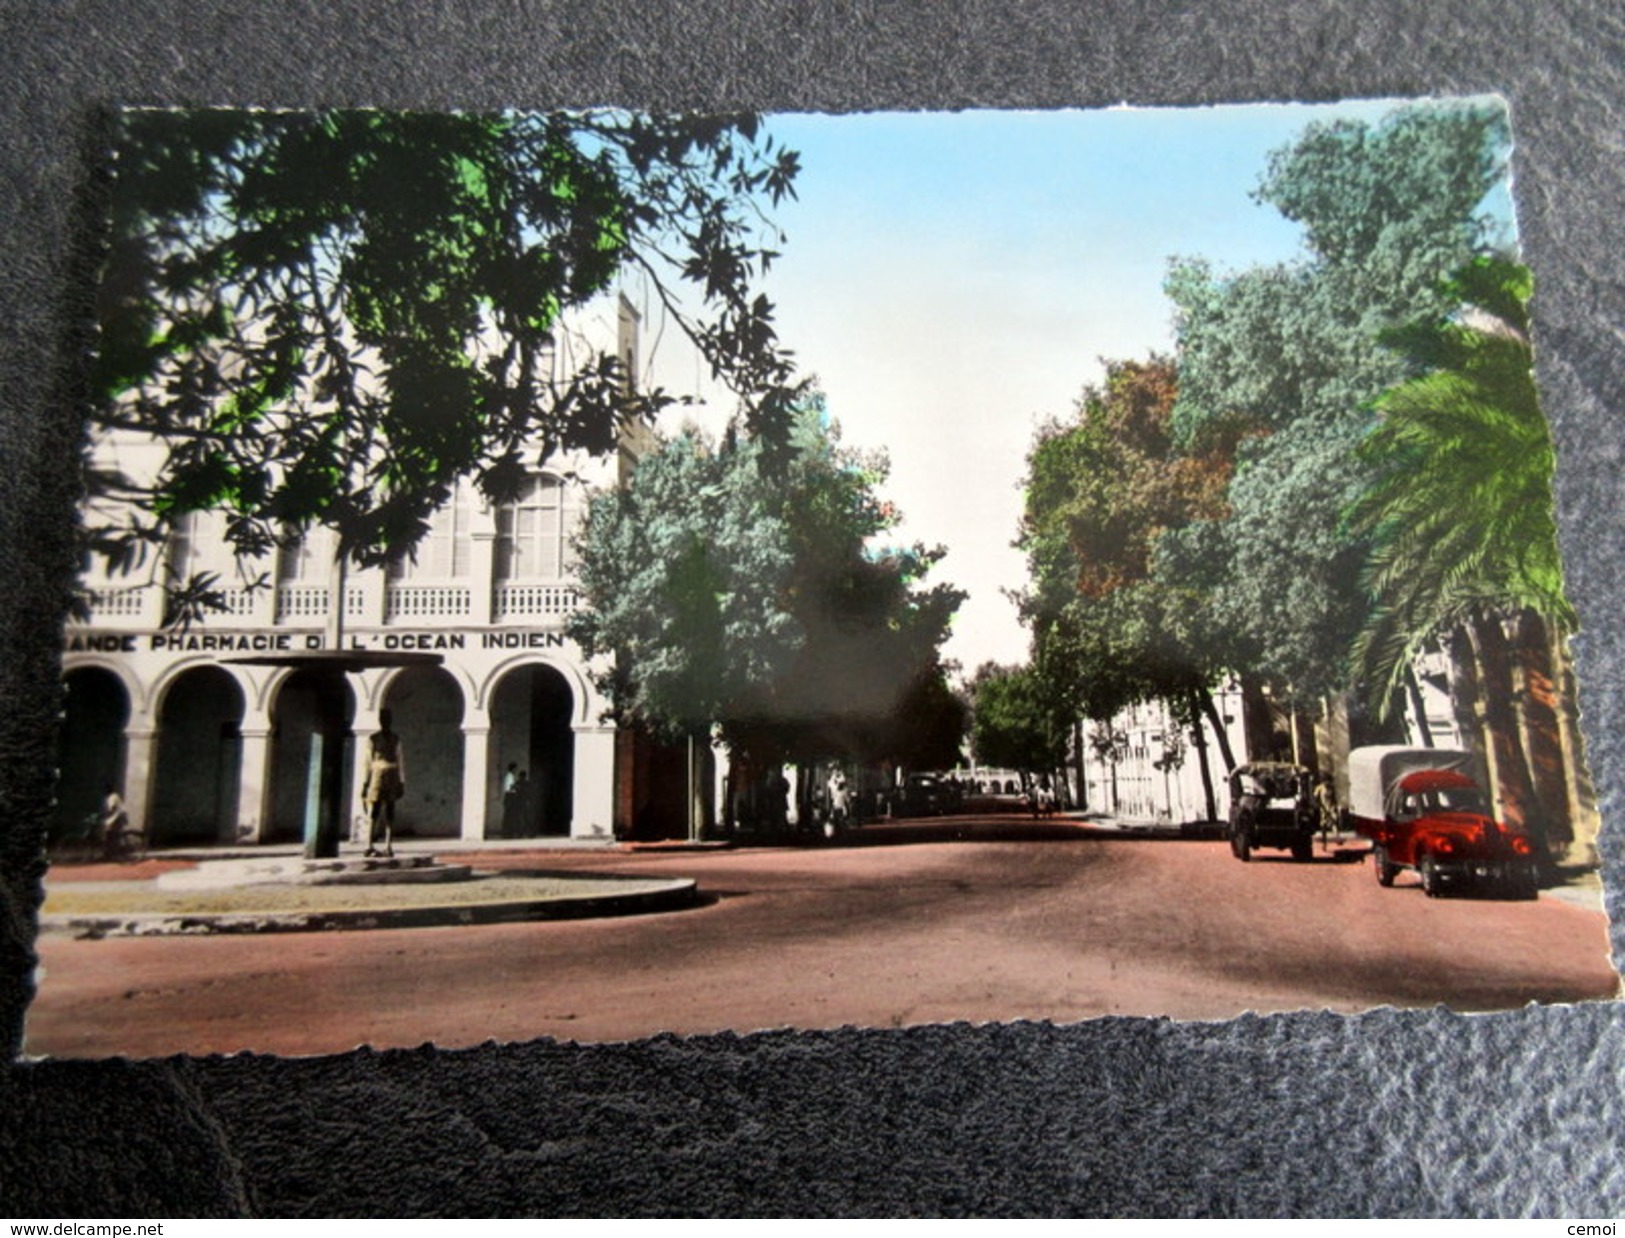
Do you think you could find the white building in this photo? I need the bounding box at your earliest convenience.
[1081,685,1250,826]
[60,288,718,848]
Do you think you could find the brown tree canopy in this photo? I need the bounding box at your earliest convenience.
[1033,357,1235,601]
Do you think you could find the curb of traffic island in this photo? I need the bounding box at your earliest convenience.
[40,875,700,939]
[618,839,735,853]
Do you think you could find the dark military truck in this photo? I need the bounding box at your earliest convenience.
[1226,762,1317,862]
[1347,745,1539,899]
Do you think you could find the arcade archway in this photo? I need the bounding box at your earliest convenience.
[267,669,355,844]
[150,666,244,846]
[55,667,130,844]
[488,663,574,837]
[380,665,465,838]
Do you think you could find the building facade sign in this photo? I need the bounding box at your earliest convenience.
[60,609,614,850]
[61,286,731,851]
[67,629,572,655]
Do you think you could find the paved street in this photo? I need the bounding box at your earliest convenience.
[25,816,1618,1059]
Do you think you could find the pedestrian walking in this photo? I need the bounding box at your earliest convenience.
[827,767,850,828]
[1314,773,1339,848]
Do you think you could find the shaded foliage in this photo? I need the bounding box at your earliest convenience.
[569,403,965,771]
[1017,357,1238,726]
[969,662,1069,776]
[567,428,800,740]
[90,108,804,602]
[1163,100,1511,701]
[1349,255,1574,715]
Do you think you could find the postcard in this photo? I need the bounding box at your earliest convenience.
[28,99,1617,1059]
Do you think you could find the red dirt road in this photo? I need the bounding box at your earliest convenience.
[25,818,1619,1058]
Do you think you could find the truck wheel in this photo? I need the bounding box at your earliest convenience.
[1419,853,1441,898]
[1291,833,1314,863]
[1373,846,1397,887]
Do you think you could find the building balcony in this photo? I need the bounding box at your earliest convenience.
[494,582,581,621]
[72,578,584,631]
[385,583,474,622]
[273,584,367,624]
[78,585,153,623]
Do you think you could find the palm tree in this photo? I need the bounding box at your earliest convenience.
[1349,256,1587,859]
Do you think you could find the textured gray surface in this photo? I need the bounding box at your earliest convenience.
[1,0,1622,1217]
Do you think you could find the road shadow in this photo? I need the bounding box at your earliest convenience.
[833,816,1131,847]
[1234,848,1368,866]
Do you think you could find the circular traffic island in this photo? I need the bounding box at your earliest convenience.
[41,859,698,937]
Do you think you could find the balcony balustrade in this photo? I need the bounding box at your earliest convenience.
[386,583,473,621]
[494,583,581,621]
[80,586,148,620]
[75,577,583,630]
[214,587,262,618]
[273,585,366,624]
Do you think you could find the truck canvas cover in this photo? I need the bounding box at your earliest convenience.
[1346,746,1477,821]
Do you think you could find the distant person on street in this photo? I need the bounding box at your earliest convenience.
[514,769,536,837]
[98,781,141,860]
[1315,773,1339,846]
[827,768,850,828]
[501,763,522,837]
[770,770,790,832]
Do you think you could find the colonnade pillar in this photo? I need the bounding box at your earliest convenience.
[571,722,615,838]
[461,721,491,840]
[234,723,272,843]
[123,725,158,838]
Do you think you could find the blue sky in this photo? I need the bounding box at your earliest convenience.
[652,99,1513,675]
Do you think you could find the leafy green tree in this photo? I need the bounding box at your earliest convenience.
[1163,100,1511,703]
[566,428,801,741]
[968,662,1069,783]
[1350,257,1572,706]
[1350,256,1582,854]
[1017,357,1239,817]
[90,108,803,608]
[884,668,970,773]
[569,403,965,776]
[1015,402,1129,747]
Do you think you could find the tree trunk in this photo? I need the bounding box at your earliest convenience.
[1445,625,1487,770]
[1189,690,1218,824]
[1288,703,1318,770]
[1319,695,1353,808]
[794,761,813,834]
[1072,718,1088,813]
[1197,686,1238,774]
[1513,610,1572,854]
[1402,667,1434,747]
[1238,673,1275,762]
[1465,611,1546,858]
[1548,621,1601,866]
